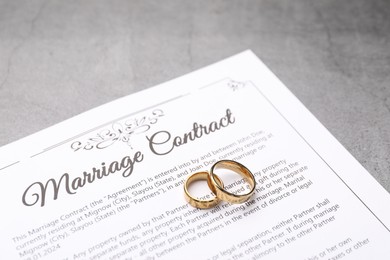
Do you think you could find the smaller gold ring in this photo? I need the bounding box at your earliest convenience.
[184,171,224,209]
[209,160,256,204]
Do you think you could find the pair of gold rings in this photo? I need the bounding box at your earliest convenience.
[183,160,256,209]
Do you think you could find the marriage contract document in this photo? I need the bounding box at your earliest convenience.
[1,51,389,260]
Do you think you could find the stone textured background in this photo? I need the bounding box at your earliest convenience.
[0,0,389,191]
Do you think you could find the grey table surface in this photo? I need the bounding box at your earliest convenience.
[1,0,389,193]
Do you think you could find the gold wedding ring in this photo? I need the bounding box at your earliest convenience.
[184,171,224,209]
[209,160,256,204]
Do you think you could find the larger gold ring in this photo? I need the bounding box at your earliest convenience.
[209,160,256,204]
[184,171,224,209]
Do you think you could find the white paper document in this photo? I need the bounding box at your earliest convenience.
[1,51,389,260]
